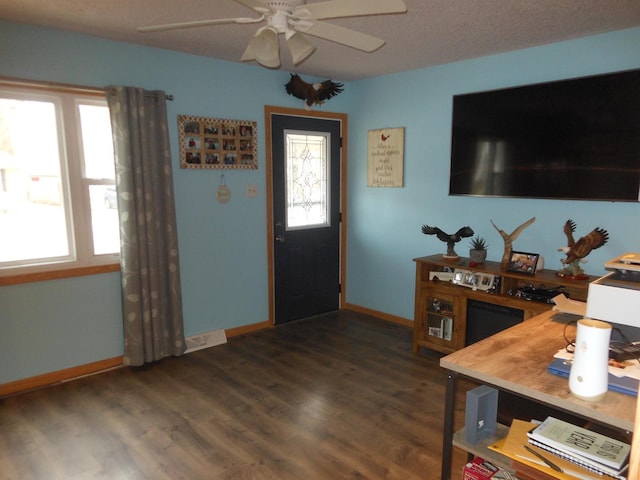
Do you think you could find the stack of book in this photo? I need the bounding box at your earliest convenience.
[527,417,630,480]
[490,420,594,480]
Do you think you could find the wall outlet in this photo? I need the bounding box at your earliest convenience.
[246,184,258,197]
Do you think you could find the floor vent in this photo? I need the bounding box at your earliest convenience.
[185,329,227,353]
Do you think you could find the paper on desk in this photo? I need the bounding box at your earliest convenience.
[553,349,640,380]
[552,294,587,316]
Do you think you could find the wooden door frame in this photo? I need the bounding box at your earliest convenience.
[264,105,348,326]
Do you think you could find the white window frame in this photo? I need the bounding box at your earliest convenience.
[0,81,120,280]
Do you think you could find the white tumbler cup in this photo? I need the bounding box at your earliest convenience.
[569,319,612,402]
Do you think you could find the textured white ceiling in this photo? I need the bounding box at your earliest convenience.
[1,0,640,81]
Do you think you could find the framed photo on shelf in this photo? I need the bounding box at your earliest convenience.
[451,268,496,291]
[463,272,477,288]
[476,273,496,291]
[507,251,539,275]
[178,114,257,169]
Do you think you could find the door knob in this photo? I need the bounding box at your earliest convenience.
[275,235,285,243]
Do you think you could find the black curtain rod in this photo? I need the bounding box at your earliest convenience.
[144,91,174,101]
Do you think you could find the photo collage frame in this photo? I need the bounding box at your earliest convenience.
[178,115,257,169]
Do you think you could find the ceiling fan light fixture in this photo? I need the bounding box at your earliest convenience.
[285,30,316,65]
[240,44,256,62]
[247,26,280,68]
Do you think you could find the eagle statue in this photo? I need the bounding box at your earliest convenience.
[285,74,343,110]
[422,225,474,259]
[558,219,609,277]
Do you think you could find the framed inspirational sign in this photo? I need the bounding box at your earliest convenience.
[367,127,404,187]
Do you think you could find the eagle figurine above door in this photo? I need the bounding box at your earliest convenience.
[285,74,343,110]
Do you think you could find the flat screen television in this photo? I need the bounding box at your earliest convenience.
[449,69,640,201]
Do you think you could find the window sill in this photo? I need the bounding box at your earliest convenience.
[0,263,121,286]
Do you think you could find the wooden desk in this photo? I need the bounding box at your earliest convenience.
[439,310,636,480]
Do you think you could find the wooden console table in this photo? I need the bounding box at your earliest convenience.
[439,310,636,480]
[414,254,593,354]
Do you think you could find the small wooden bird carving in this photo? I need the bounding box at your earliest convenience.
[422,225,474,259]
[285,74,343,110]
[558,219,609,276]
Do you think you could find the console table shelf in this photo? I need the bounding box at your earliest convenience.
[452,424,512,471]
[440,310,636,480]
[413,254,594,354]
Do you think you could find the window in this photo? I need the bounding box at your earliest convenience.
[0,83,120,277]
[284,130,330,230]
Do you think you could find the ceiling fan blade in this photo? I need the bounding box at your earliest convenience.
[138,16,263,33]
[293,0,407,20]
[233,0,270,14]
[292,20,385,52]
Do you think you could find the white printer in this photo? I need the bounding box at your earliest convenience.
[586,253,640,328]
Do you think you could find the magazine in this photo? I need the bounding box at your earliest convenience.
[528,417,630,471]
[495,419,602,480]
[528,437,628,479]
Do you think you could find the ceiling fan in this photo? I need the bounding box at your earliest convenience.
[138,0,407,69]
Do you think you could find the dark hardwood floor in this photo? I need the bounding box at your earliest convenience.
[0,311,472,479]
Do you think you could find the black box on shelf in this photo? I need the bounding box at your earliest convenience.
[464,385,498,444]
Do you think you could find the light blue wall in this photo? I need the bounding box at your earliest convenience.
[346,28,640,319]
[0,20,349,384]
[1,20,639,384]
[0,274,123,382]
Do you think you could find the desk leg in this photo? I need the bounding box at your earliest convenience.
[441,371,457,480]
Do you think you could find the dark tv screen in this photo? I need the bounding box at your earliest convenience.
[449,69,640,201]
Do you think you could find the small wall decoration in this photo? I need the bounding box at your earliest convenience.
[507,251,540,275]
[367,127,404,187]
[178,115,257,169]
[216,174,231,204]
